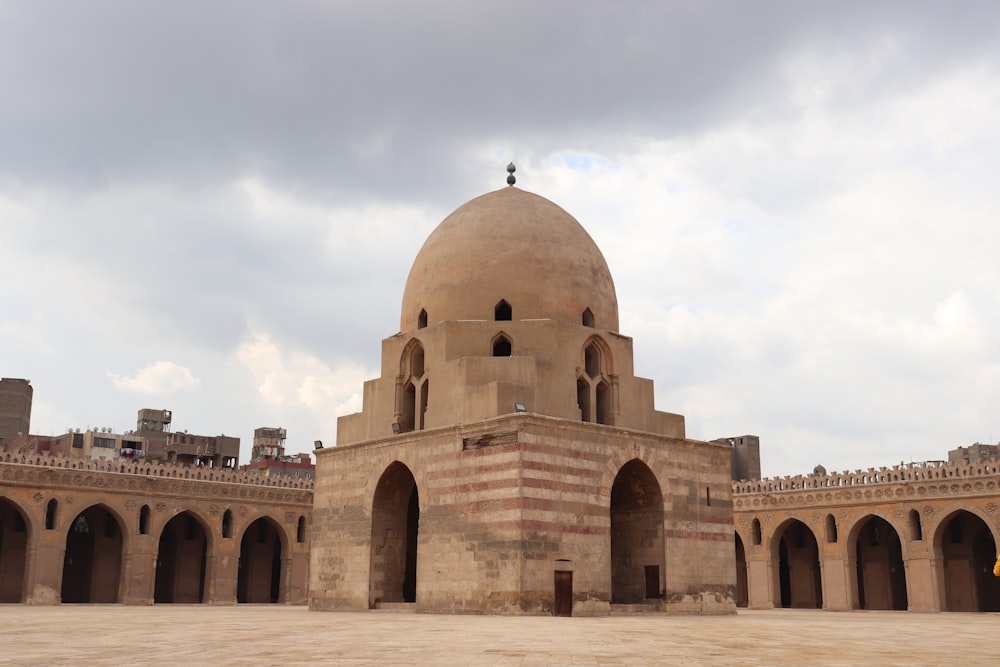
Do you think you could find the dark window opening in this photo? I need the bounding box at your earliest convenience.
[825,514,838,543]
[706,487,711,506]
[595,381,611,425]
[222,510,233,539]
[45,499,57,530]
[417,309,427,329]
[139,505,150,535]
[297,516,306,543]
[577,378,590,422]
[752,518,762,546]
[400,382,416,433]
[494,299,512,321]
[585,343,601,379]
[419,379,428,431]
[492,335,512,357]
[582,308,594,327]
[908,509,923,541]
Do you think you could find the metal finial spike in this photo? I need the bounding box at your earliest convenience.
[506,162,516,186]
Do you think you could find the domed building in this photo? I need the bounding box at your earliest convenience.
[310,174,735,615]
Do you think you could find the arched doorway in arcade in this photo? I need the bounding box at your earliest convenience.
[0,498,29,602]
[734,532,748,608]
[369,462,419,607]
[238,517,284,603]
[610,459,665,604]
[937,510,1000,612]
[154,512,208,603]
[61,505,124,603]
[852,515,907,610]
[772,519,822,609]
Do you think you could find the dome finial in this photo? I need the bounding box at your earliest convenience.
[506,162,516,186]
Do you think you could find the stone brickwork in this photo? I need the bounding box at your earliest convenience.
[312,414,734,615]
[732,458,1000,611]
[0,454,312,605]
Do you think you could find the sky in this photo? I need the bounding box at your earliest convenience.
[2,1,999,478]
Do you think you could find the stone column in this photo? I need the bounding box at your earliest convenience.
[819,555,851,610]
[122,534,156,604]
[25,531,64,605]
[746,556,774,609]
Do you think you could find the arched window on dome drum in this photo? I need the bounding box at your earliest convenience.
[492,333,512,357]
[578,337,616,425]
[582,308,595,327]
[417,309,427,329]
[396,340,428,434]
[494,299,512,321]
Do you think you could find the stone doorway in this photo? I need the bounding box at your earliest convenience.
[61,505,123,603]
[369,462,419,607]
[238,517,284,603]
[610,459,664,603]
[936,510,1000,612]
[852,516,907,610]
[154,512,208,603]
[0,498,28,603]
[553,570,573,617]
[773,519,822,608]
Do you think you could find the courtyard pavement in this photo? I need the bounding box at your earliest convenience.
[1,605,995,666]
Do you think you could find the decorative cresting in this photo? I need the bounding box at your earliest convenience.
[0,452,313,489]
[733,458,1000,501]
[400,187,619,332]
[577,336,618,425]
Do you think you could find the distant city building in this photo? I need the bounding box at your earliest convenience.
[134,408,239,468]
[948,442,1000,465]
[711,434,762,481]
[241,427,314,479]
[0,378,32,449]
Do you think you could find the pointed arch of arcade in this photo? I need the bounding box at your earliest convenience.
[734,531,748,608]
[845,512,908,611]
[61,504,127,603]
[609,458,665,604]
[369,461,420,608]
[577,335,618,425]
[768,517,823,609]
[237,515,288,603]
[154,510,211,604]
[396,338,428,433]
[931,506,1000,612]
[0,496,31,603]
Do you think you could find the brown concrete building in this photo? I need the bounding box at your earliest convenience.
[311,179,735,616]
[0,452,311,604]
[732,452,1000,612]
[0,378,32,450]
[241,427,315,479]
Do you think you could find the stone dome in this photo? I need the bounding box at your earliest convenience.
[401,186,619,331]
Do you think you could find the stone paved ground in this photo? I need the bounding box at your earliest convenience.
[1,605,996,666]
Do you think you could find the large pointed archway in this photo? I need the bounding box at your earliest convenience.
[61,505,124,603]
[0,498,29,602]
[369,462,419,607]
[154,511,208,603]
[851,515,907,610]
[772,519,822,608]
[610,459,664,604]
[734,532,748,608]
[238,517,285,603]
[936,510,1000,612]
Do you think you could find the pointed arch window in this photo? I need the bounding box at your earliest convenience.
[396,340,429,433]
[45,499,58,530]
[417,309,427,329]
[139,505,151,535]
[222,510,233,539]
[582,308,595,327]
[494,299,512,321]
[577,337,617,425]
[492,332,512,357]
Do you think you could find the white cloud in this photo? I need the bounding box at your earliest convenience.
[237,332,371,439]
[107,362,201,394]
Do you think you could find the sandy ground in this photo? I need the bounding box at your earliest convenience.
[1,605,995,666]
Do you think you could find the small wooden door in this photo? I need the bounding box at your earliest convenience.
[554,570,573,617]
[644,565,660,599]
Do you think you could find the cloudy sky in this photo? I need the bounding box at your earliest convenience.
[2,2,998,478]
